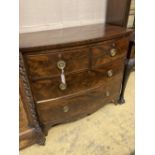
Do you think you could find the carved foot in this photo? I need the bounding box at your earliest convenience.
[36,136,46,145]
[44,130,48,136]
[117,97,125,104]
[43,125,51,136]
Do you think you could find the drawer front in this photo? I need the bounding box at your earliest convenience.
[91,37,129,66]
[31,57,125,102]
[24,37,128,81]
[25,46,89,80]
[37,75,122,125]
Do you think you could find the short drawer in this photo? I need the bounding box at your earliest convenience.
[24,46,89,80]
[91,37,129,66]
[36,75,121,125]
[24,37,128,81]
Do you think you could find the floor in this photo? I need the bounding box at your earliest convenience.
[20,72,135,155]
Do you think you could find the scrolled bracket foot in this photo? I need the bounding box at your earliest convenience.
[36,137,46,146]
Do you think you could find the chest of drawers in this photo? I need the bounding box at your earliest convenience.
[20,24,132,142]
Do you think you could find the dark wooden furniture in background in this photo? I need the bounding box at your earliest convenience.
[117,0,135,103]
[19,98,35,149]
[106,0,135,103]
[119,31,135,103]
[19,0,133,150]
[106,0,131,27]
[19,54,45,149]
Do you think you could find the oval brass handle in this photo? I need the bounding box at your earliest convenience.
[57,60,66,69]
[63,105,69,113]
[107,69,113,77]
[57,60,67,90]
[59,83,67,90]
[110,48,117,57]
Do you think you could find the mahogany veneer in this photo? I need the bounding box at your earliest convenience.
[19,24,132,149]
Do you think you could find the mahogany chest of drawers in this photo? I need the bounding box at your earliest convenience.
[19,24,132,148]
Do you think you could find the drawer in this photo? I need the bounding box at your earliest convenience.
[24,46,89,80]
[24,37,128,81]
[90,37,129,66]
[31,57,125,102]
[37,74,122,125]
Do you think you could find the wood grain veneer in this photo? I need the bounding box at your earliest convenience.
[19,23,132,149]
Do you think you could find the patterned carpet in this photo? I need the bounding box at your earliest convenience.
[20,72,135,155]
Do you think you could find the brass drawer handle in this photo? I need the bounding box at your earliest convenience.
[63,105,69,113]
[57,60,66,69]
[57,60,67,90]
[110,48,117,57]
[107,69,113,77]
[59,83,67,90]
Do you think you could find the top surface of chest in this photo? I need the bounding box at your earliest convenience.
[19,24,131,50]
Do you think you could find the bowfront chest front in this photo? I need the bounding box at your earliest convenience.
[19,24,132,148]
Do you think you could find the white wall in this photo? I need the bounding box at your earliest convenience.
[19,0,107,33]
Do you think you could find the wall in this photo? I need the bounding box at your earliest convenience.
[20,0,107,33]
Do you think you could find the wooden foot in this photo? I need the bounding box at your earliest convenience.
[36,136,46,145]
[117,96,125,104]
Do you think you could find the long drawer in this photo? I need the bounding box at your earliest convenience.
[30,57,125,102]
